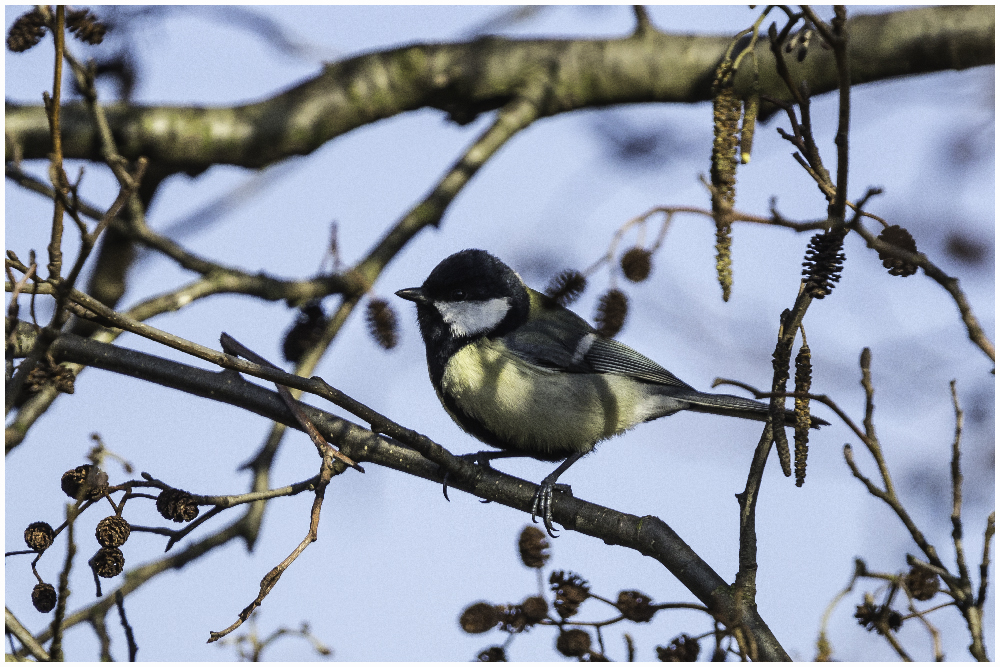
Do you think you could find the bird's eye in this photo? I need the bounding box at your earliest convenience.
[451,289,465,301]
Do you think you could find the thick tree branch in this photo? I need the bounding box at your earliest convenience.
[5,6,992,172]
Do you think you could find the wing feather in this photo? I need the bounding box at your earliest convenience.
[497,289,693,389]
[582,337,692,389]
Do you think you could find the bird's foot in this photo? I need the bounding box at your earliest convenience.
[530,481,572,537]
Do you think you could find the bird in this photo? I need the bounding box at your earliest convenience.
[396,249,826,535]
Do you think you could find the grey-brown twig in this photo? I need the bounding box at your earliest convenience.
[220,333,363,473]
[115,591,138,661]
[207,445,337,643]
[5,607,51,661]
[49,502,77,662]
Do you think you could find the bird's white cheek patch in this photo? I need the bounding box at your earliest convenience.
[435,298,511,337]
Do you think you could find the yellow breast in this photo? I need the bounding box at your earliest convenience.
[440,339,650,457]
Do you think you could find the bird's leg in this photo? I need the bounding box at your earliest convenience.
[531,452,585,537]
[442,450,529,501]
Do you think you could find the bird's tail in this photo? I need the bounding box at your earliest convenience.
[676,391,829,429]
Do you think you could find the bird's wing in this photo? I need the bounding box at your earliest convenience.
[581,336,693,389]
[499,290,693,390]
[499,292,592,370]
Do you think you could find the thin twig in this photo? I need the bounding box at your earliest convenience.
[4,275,233,453]
[49,503,77,661]
[220,334,363,473]
[878,623,913,661]
[44,5,67,284]
[115,591,138,661]
[5,262,37,351]
[5,163,356,304]
[5,608,51,661]
[720,356,979,605]
[949,382,971,588]
[815,558,865,660]
[207,449,336,643]
[55,159,148,314]
[849,221,994,363]
[800,5,851,220]
[904,596,945,661]
[735,423,775,615]
[977,512,995,609]
[89,610,113,662]
[4,159,145,417]
[132,476,322,551]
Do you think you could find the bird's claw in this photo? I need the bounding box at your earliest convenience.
[530,482,570,537]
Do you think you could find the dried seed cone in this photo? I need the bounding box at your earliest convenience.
[905,565,939,601]
[7,9,47,52]
[477,646,506,662]
[96,515,131,548]
[656,634,700,662]
[499,604,528,633]
[31,583,57,613]
[27,359,76,394]
[877,225,919,277]
[853,601,877,630]
[24,521,55,552]
[460,602,500,634]
[521,596,548,624]
[550,571,589,619]
[793,343,813,487]
[156,488,200,523]
[52,364,76,393]
[93,547,125,578]
[66,9,107,45]
[282,301,327,363]
[545,270,587,306]
[517,525,550,569]
[854,600,903,635]
[61,467,88,499]
[616,590,655,623]
[555,629,591,658]
[594,289,628,339]
[365,298,399,350]
[620,247,653,283]
[802,228,847,299]
[61,464,109,500]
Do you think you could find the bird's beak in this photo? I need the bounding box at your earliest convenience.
[395,287,428,304]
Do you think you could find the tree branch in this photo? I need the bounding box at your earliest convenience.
[6,7,992,172]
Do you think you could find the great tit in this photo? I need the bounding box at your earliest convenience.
[396,249,826,535]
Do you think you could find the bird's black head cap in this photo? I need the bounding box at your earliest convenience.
[421,249,524,306]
